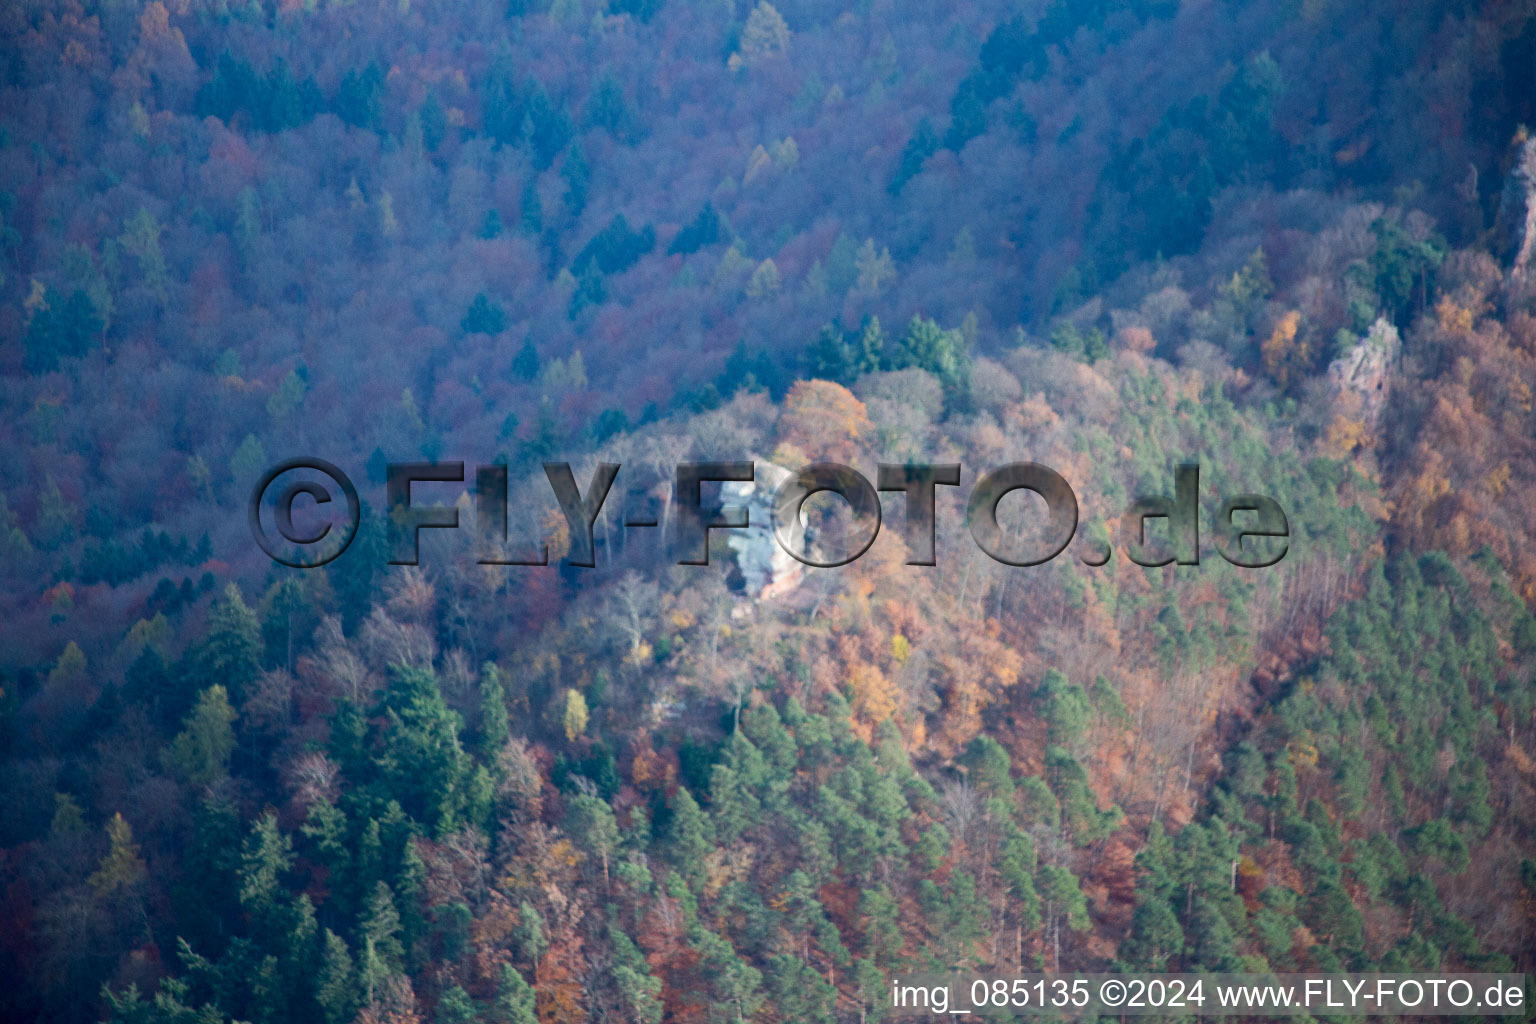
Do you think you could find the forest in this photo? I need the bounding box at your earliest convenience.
[1,0,1535,1021]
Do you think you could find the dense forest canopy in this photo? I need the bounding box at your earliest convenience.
[1,0,1535,1021]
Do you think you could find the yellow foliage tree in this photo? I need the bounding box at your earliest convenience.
[1260,310,1306,389]
[1435,296,1474,336]
[88,813,148,894]
[849,661,898,726]
[562,689,589,741]
[1323,414,1369,457]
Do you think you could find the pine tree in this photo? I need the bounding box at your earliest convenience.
[361,881,406,970]
[512,338,540,381]
[50,792,86,837]
[913,823,950,872]
[566,793,619,883]
[668,203,723,255]
[691,925,765,1021]
[238,811,294,916]
[495,964,537,1024]
[376,666,469,830]
[436,985,476,1024]
[562,144,590,218]
[569,259,606,319]
[478,208,503,240]
[765,953,837,1024]
[513,901,547,965]
[461,292,508,335]
[523,81,573,169]
[746,258,780,299]
[328,500,385,632]
[859,885,903,966]
[395,839,428,967]
[1045,746,1119,844]
[336,63,384,130]
[24,286,102,372]
[198,583,261,700]
[608,921,663,1024]
[1120,894,1183,969]
[804,323,852,381]
[708,756,762,845]
[890,118,939,194]
[482,56,524,145]
[315,929,356,1024]
[1039,865,1090,971]
[479,664,510,759]
[667,787,714,889]
[999,831,1041,934]
[1037,669,1091,750]
[852,957,888,1024]
[892,315,965,384]
[963,735,1016,800]
[1188,897,1242,971]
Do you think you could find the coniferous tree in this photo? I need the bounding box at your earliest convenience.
[495,965,537,1024]
[511,338,540,381]
[166,685,238,786]
[360,881,406,971]
[667,787,714,890]
[436,985,476,1024]
[461,293,508,336]
[238,812,294,918]
[197,584,261,701]
[315,929,356,1024]
[24,287,101,372]
[478,664,510,759]
[567,793,620,883]
[513,902,547,966]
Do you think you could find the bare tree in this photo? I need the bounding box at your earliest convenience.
[361,607,437,671]
[284,750,341,811]
[384,565,437,625]
[303,616,376,704]
[641,433,695,539]
[610,571,658,667]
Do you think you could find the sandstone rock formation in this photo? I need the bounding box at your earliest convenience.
[1497,131,1536,284]
[723,461,805,600]
[1326,316,1399,424]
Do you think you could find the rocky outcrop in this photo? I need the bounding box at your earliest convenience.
[1327,316,1399,424]
[723,461,805,600]
[1498,132,1536,283]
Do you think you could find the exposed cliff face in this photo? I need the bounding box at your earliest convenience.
[1327,316,1400,423]
[723,462,805,600]
[1498,132,1536,283]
